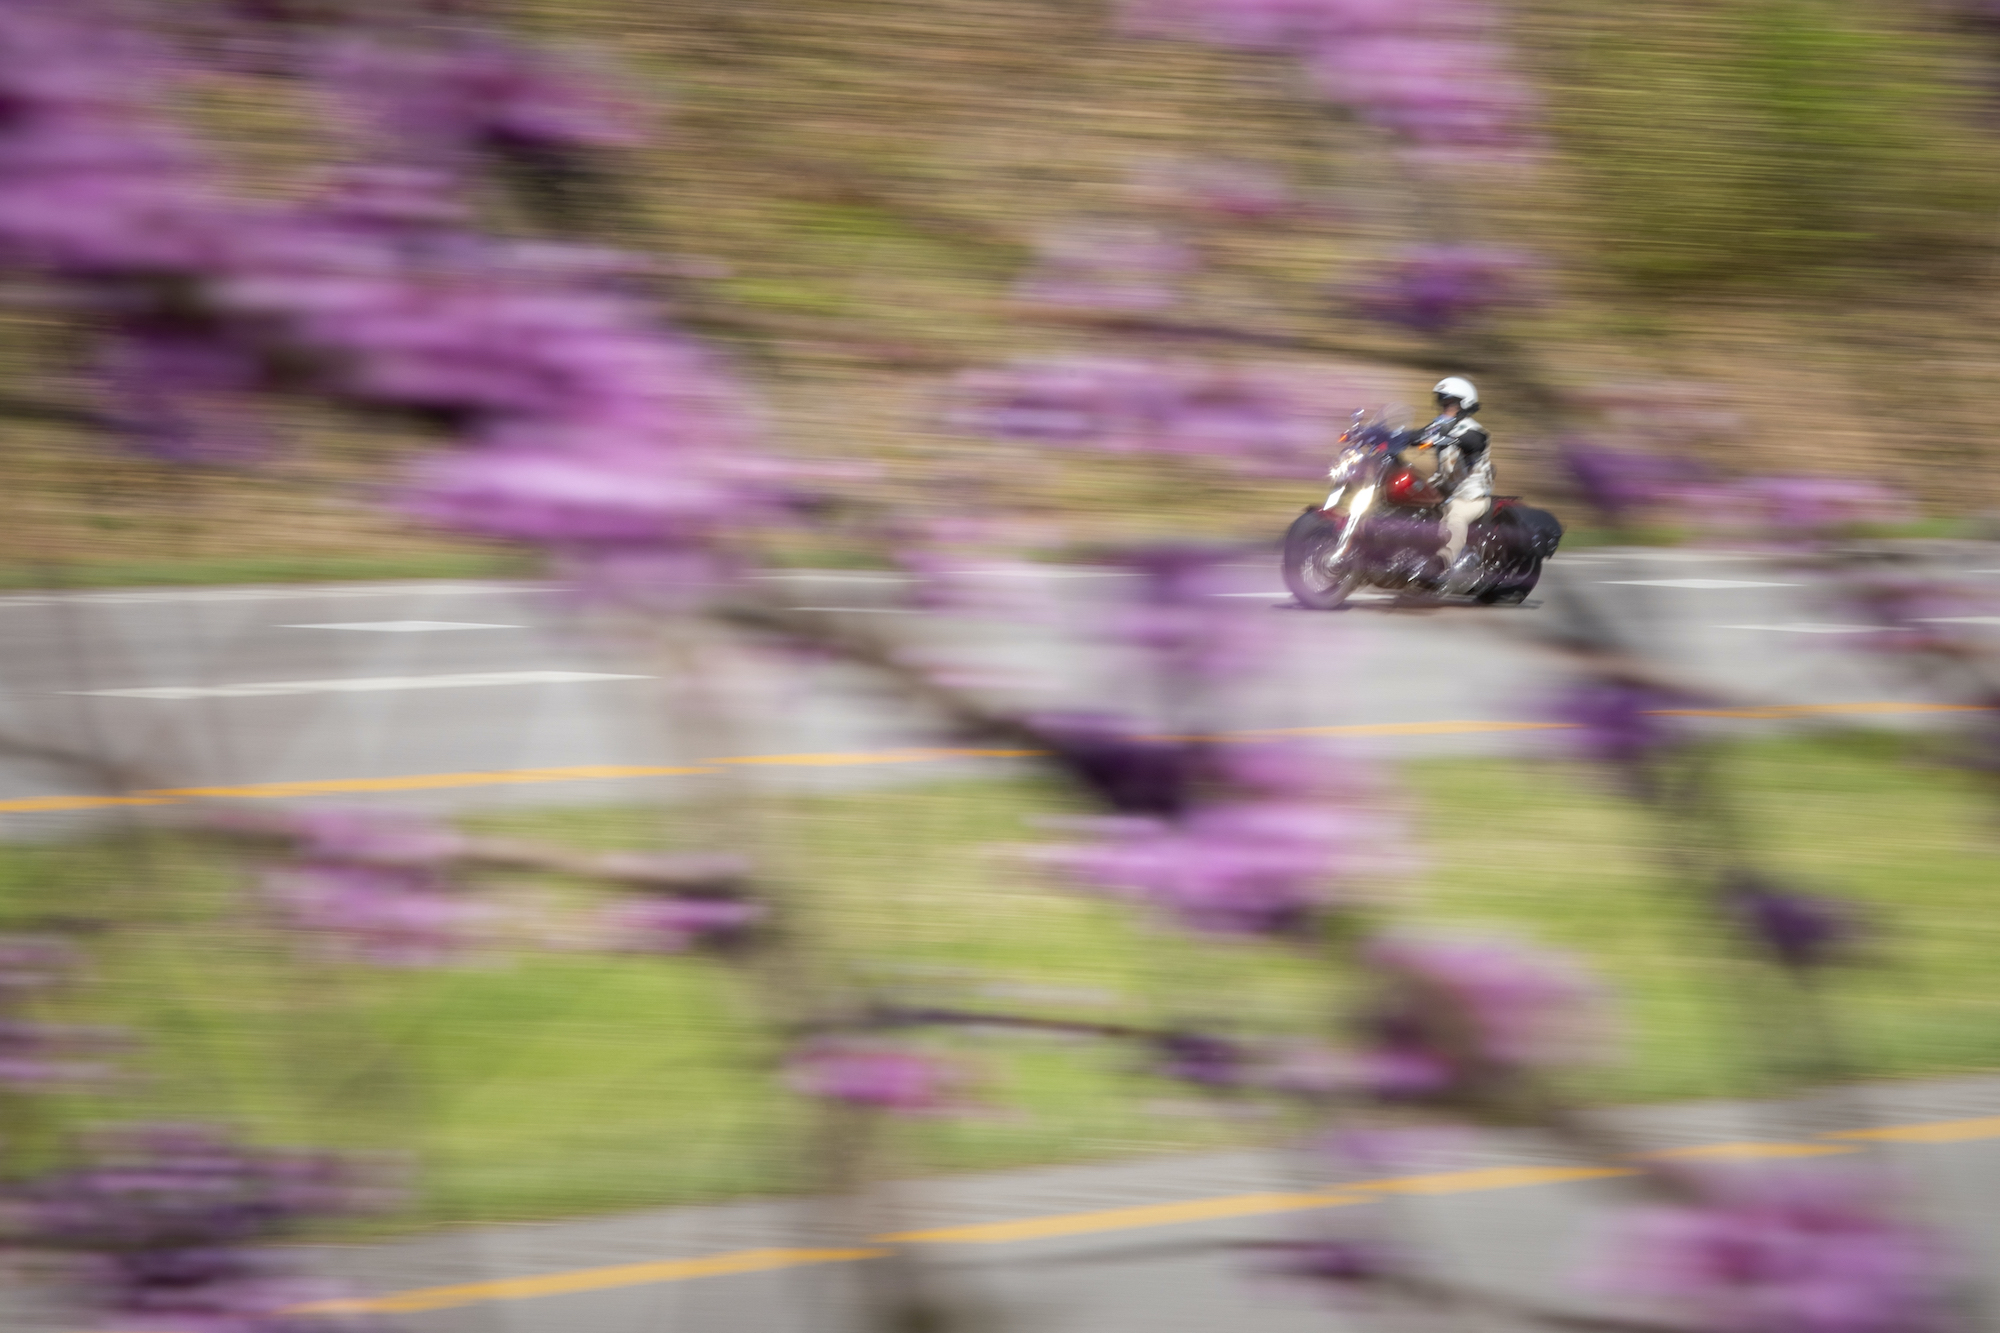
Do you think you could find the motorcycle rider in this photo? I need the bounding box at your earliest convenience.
[1421,376,1492,593]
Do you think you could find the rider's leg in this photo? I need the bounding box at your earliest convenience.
[1441,496,1491,592]
[1442,496,1490,562]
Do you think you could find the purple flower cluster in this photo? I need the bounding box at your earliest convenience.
[786,1041,966,1114]
[284,808,468,867]
[1829,570,1986,658]
[1357,933,1607,1096]
[256,808,482,967]
[1724,878,1855,970]
[1039,798,1359,938]
[0,2,268,464]
[1029,711,1193,817]
[1125,0,1533,150]
[0,2,223,280]
[1263,1236,1394,1288]
[1111,545,1282,686]
[1152,1030,1251,1088]
[1551,680,1685,773]
[0,4,770,590]
[600,895,764,955]
[267,863,484,968]
[1756,477,1909,538]
[1591,1167,1956,1333]
[319,35,642,169]
[10,1123,389,1333]
[1561,442,1714,526]
[218,194,769,576]
[1349,245,1532,333]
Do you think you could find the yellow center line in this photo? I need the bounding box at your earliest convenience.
[1640,1141,1856,1161]
[0,700,1975,816]
[706,747,1046,767]
[292,1247,892,1316]
[1354,1164,1635,1194]
[275,1109,2000,1316]
[1825,1114,2000,1144]
[880,1189,1369,1245]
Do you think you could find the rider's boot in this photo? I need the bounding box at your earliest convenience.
[1440,549,1482,596]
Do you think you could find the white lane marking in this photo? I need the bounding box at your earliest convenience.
[790,606,915,614]
[1919,616,2000,625]
[1604,579,1800,589]
[0,582,539,607]
[281,621,522,632]
[68,671,652,700]
[1716,623,1882,635]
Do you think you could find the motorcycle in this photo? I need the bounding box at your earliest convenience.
[1281,407,1562,611]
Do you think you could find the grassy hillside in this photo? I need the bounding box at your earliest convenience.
[4,0,1998,583]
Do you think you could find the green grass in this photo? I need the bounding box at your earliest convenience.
[6,734,1997,1228]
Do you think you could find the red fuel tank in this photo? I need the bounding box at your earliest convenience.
[1383,466,1440,508]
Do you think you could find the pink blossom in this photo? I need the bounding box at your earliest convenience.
[1155,372,1328,471]
[786,1043,965,1113]
[14,1123,391,1333]
[320,34,644,166]
[602,896,764,954]
[399,443,740,547]
[949,356,1180,449]
[95,328,272,465]
[1740,477,1909,540]
[1363,932,1609,1075]
[0,3,228,277]
[1349,245,1534,332]
[1590,1167,1957,1333]
[1126,0,1533,147]
[1040,800,1362,937]
[1833,571,1989,657]
[267,865,483,968]
[284,808,466,867]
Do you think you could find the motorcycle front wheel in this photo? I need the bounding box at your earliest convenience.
[1282,513,1363,610]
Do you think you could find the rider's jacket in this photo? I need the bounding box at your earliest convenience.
[1423,415,1494,504]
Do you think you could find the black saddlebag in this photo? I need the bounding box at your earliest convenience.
[1490,500,1563,559]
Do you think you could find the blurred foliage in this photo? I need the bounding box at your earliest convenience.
[5,733,1997,1225]
[1533,0,2000,290]
[7,0,2000,579]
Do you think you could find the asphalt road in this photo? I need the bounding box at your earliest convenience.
[268,1074,2000,1333]
[0,546,1989,833]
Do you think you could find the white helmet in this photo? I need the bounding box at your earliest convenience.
[1432,376,1479,414]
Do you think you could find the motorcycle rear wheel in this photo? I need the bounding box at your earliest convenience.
[1282,516,1363,610]
[1475,557,1542,605]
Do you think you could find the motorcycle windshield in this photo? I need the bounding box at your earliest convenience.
[1330,404,1419,477]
